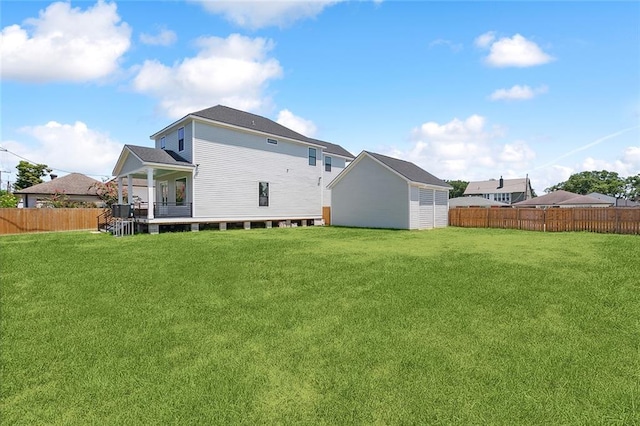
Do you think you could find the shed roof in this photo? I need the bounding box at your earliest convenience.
[464,178,530,195]
[366,151,452,188]
[15,173,100,195]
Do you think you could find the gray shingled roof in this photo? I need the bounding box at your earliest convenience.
[126,145,192,166]
[15,173,99,195]
[449,196,509,207]
[191,105,354,159]
[513,189,607,207]
[307,138,354,159]
[557,194,612,205]
[464,178,530,195]
[366,151,452,188]
[588,192,640,207]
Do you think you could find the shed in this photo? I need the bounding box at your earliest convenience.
[328,151,452,230]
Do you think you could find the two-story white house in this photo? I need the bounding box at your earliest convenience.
[111,105,354,233]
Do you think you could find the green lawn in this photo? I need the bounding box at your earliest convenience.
[1,227,638,424]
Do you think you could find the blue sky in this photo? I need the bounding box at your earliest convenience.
[1,0,639,194]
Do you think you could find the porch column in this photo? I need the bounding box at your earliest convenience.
[147,168,154,219]
[117,177,123,205]
[127,174,133,205]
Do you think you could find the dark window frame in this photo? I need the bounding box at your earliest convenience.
[308,147,317,166]
[160,136,166,150]
[324,156,332,172]
[259,181,269,207]
[267,138,278,145]
[178,127,185,152]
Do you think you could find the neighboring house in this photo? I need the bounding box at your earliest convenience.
[15,173,101,208]
[111,105,354,232]
[328,151,452,230]
[513,190,611,208]
[587,192,640,207]
[108,177,149,204]
[464,177,533,204]
[449,196,509,208]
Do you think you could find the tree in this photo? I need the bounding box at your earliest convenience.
[625,174,640,201]
[446,180,469,198]
[545,170,626,197]
[0,190,18,208]
[14,161,52,191]
[92,181,126,208]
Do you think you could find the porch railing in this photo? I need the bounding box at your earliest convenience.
[129,202,193,218]
[153,202,192,218]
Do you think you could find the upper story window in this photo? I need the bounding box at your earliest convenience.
[325,156,332,172]
[160,136,166,150]
[308,148,317,166]
[267,138,278,145]
[178,127,185,151]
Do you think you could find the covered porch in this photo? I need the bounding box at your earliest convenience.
[112,145,195,220]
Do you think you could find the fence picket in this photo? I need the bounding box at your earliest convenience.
[0,208,105,235]
[449,207,640,235]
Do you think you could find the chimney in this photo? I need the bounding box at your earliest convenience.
[497,176,503,189]
[50,174,58,180]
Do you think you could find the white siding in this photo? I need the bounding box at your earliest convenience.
[119,153,143,176]
[331,155,409,229]
[409,186,420,230]
[154,123,193,162]
[419,188,434,229]
[435,190,449,227]
[192,123,321,219]
[322,155,346,207]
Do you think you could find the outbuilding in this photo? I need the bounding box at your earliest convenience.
[328,151,452,230]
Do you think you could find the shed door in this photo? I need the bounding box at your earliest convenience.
[419,188,434,229]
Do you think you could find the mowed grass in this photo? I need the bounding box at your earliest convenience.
[1,227,638,424]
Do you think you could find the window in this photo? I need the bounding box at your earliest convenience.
[160,136,166,150]
[325,156,332,172]
[176,178,186,205]
[267,138,278,145]
[259,182,269,207]
[308,147,317,166]
[178,127,185,151]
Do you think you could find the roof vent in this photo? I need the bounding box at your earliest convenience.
[497,176,504,189]
[50,174,58,180]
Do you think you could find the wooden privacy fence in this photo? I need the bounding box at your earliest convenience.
[449,207,640,235]
[0,208,105,235]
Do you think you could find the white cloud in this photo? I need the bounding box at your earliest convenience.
[132,34,283,118]
[3,121,123,178]
[474,31,495,48]
[140,28,176,46]
[0,1,131,82]
[582,146,640,176]
[276,110,317,137]
[476,33,553,68]
[500,140,536,164]
[489,84,548,101]
[383,115,536,181]
[193,0,341,29]
[429,38,463,52]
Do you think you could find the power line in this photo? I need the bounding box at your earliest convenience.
[0,146,112,180]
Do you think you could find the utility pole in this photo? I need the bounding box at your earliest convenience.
[0,170,10,192]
